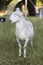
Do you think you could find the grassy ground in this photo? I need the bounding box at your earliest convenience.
[0,16,43,65]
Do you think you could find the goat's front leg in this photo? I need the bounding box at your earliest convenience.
[23,39,28,58]
[16,37,22,57]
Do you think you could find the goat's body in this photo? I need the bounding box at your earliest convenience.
[16,20,34,40]
[10,8,34,58]
[15,19,34,57]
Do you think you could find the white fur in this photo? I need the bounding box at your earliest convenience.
[10,8,34,58]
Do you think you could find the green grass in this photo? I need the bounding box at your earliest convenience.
[0,16,43,65]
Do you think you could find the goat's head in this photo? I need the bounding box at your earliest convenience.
[10,8,24,23]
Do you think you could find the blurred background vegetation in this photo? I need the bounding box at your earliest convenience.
[0,0,43,11]
[0,0,43,65]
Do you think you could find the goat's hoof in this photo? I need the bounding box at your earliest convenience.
[18,54,21,57]
[24,55,26,58]
[31,45,33,49]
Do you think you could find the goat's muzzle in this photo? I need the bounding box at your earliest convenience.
[9,20,11,23]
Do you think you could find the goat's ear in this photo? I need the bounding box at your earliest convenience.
[16,8,20,11]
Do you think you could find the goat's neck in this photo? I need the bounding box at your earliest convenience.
[16,16,25,25]
[19,17,25,23]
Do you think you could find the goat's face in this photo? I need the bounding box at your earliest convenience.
[10,10,23,23]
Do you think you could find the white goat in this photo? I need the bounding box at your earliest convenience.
[10,8,34,58]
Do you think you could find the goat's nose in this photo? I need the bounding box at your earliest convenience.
[9,20,11,22]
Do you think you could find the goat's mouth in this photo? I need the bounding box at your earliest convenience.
[9,20,15,24]
[9,20,11,23]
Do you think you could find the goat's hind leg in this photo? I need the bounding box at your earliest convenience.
[16,37,22,57]
[30,40,33,48]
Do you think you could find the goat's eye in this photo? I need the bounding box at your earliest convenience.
[19,15,20,17]
[15,14,17,16]
[17,14,18,15]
